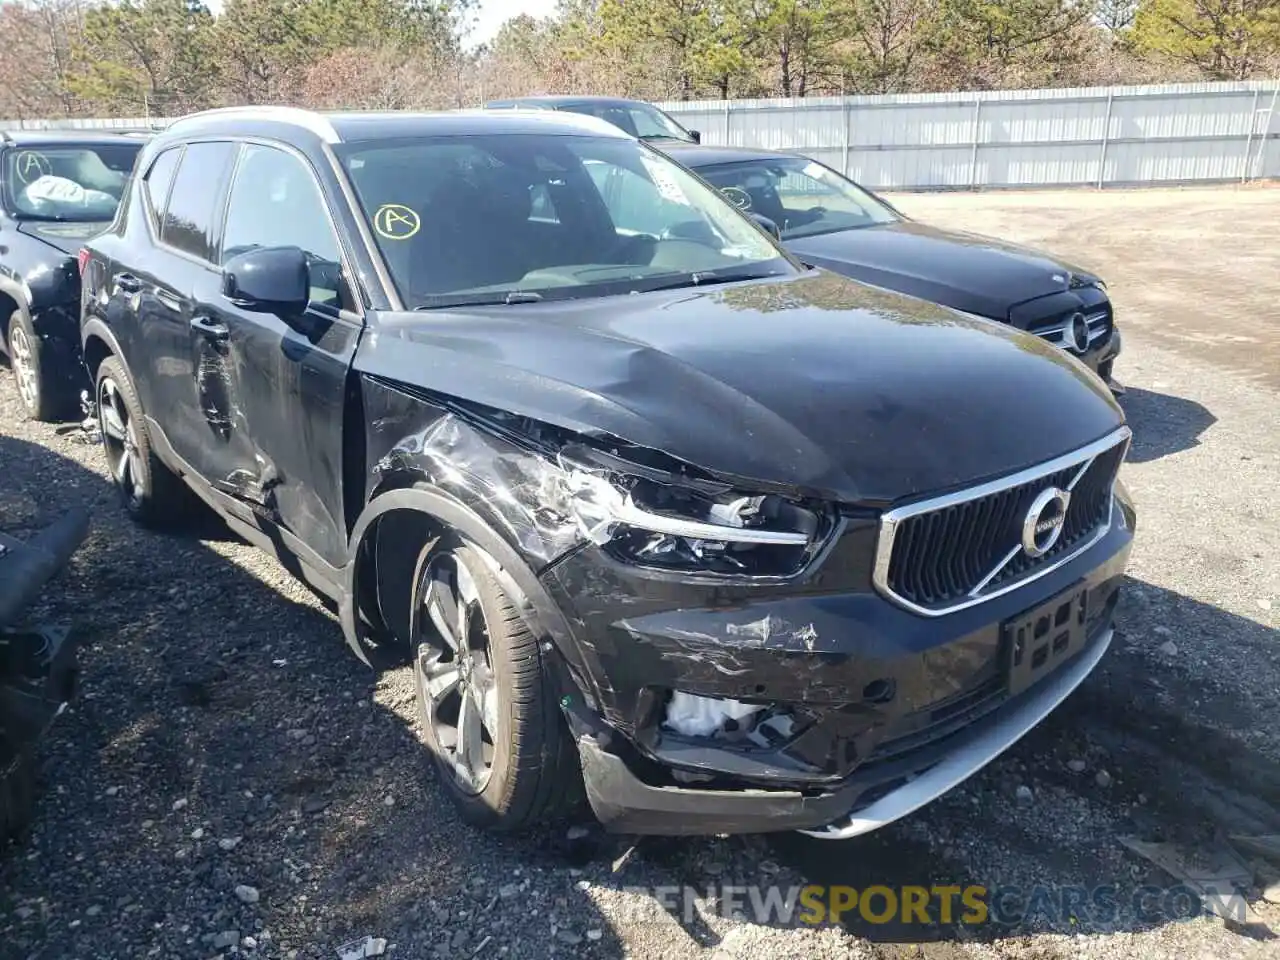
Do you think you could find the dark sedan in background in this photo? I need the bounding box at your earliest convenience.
[668,143,1122,384]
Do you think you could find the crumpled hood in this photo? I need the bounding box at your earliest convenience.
[16,220,109,255]
[787,221,1102,321]
[359,271,1123,504]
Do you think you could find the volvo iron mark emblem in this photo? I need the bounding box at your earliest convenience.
[1068,312,1090,353]
[1022,487,1071,558]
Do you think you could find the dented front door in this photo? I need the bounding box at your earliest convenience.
[189,142,363,569]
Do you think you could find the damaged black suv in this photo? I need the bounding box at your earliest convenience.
[80,107,1136,838]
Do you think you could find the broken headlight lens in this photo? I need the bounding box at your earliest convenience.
[563,469,831,577]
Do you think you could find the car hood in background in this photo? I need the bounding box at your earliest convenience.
[17,220,111,255]
[786,221,1102,321]
[360,271,1121,505]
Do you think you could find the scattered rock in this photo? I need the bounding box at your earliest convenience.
[16,906,34,920]
[85,905,101,917]
[303,796,330,815]
[383,794,394,807]
[499,883,520,899]
[566,825,590,841]
[191,828,204,840]
[105,786,120,797]
[212,930,240,950]
[586,929,603,941]
[336,935,387,959]
[243,935,258,949]
[219,837,242,851]
[287,728,307,740]
[1152,625,1171,637]
[556,929,584,946]
[1157,641,1178,657]
[1067,759,1087,773]
[1015,785,1034,803]
[234,884,261,904]
[172,798,188,811]
[1095,770,1113,788]
[1259,599,1272,611]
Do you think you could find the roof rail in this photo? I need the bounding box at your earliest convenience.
[164,106,340,143]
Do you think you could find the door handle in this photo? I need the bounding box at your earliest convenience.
[190,315,229,343]
[115,273,141,293]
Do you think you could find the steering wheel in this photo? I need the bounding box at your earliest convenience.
[719,186,753,212]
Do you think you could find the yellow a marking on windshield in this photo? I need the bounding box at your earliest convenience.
[373,203,420,240]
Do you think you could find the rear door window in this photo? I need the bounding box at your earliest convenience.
[161,141,236,262]
[143,147,181,232]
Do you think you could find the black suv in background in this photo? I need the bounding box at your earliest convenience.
[485,95,702,145]
[80,107,1135,839]
[0,130,144,420]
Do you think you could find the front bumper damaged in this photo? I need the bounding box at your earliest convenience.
[575,626,1112,837]
[549,490,1134,838]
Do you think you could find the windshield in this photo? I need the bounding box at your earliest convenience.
[695,157,900,240]
[5,143,142,222]
[558,102,695,143]
[337,134,794,309]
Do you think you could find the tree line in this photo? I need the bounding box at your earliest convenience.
[0,0,1277,120]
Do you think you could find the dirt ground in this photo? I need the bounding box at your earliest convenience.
[1,185,1278,960]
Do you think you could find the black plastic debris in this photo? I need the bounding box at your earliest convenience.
[1,509,88,843]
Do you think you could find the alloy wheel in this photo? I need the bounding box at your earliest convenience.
[98,375,145,507]
[414,550,499,796]
[8,324,38,413]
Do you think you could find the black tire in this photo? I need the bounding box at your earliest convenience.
[6,310,73,422]
[412,541,581,831]
[93,354,192,527]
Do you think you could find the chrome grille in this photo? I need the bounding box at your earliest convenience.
[873,428,1130,616]
[1031,307,1112,353]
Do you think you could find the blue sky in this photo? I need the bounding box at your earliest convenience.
[468,0,560,48]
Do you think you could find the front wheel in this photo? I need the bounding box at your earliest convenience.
[411,541,581,831]
[7,310,73,422]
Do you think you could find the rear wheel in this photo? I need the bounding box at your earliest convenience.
[94,355,192,527]
[411,541,581,831]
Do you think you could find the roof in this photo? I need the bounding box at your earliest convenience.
[0,129,150,146]
[158,105,630,145]
[486,95,653,109]
[661,142,796,166]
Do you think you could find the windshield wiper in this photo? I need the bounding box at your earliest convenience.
[13,212,76,223]
[642,269,783,294]
[414,290,544,310]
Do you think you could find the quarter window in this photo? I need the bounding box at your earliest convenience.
[161,141,236,261]
[143,147,180,232]
[221,144,349,312]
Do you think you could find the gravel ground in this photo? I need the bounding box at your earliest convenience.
[2,185,1278,960]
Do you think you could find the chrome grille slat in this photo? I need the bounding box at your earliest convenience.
[872,428,1131,617]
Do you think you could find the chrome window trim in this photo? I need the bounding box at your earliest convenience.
[165,106,341,144]
[872,425,1131,618]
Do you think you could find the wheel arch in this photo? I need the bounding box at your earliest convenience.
[341,482,603,712]
[80,316,127,381]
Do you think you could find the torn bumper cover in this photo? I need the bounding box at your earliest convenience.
[1,510,88,841]
[542,468,1134,837]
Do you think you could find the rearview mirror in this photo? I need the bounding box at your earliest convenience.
[689,129,702,144]
[222,246,309,314]
[750,213,781,240]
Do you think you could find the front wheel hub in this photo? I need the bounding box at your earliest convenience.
[414,550,499,796]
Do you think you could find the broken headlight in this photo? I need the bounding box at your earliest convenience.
[563,469,831,577]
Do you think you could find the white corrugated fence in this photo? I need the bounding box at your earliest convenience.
[4,81,1278,191]
[656,81,1280,190]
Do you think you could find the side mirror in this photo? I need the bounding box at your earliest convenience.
[222,246,309,314]
[689,129,702,144]
[750,212,781,240]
